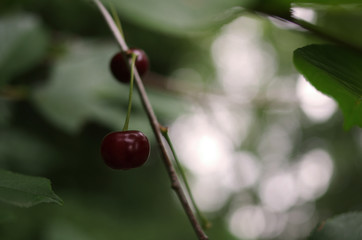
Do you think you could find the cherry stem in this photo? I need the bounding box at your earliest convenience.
[122,53,137,131]
[93,1,208,239]
[161,127,211,230]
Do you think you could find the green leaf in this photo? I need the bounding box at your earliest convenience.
[0,203,15,224]
[293,44,362,129]
[0,169,63,207]
[252,0,362,17]
[0,100,11,126]
[251,0,292,18]
[0,128,60,174]
[294,0,362,4]
[109,0,245,35]
[0,14,49,84]
[259,0,362,6]
[309,212,362,240]
[32,41,127,133]
[312,6,362,49]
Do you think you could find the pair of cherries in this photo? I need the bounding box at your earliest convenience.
[101,48,150,170]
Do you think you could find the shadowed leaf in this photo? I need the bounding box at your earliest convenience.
[0,14,49,84]
[309,212,362,240]
[0,169,63,207]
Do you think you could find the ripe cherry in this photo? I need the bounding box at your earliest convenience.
[110,48,149,83]
[100,130,150,170]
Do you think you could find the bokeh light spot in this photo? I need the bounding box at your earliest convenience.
[296,75,337,122]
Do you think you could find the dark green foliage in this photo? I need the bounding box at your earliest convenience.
[0,169,62,207]
[0,14,49,84]
[309,212,362,240]
[294,44,362,128]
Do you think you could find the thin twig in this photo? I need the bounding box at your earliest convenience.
[291,17,362,53]
[93,1,208,239]
[274,15,362,54]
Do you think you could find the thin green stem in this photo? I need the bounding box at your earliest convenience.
[109,2,124,37]
[161,127,211,230]
[122,53,137,131]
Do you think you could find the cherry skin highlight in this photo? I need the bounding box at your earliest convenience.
[110,48,149,83]
[101,130,150,170]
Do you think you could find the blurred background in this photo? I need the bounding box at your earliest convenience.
[1,0,362,239]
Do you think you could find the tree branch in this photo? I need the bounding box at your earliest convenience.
[93,1,208,239]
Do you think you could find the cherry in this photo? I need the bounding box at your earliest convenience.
[110,48,149,83]
[100,130,150,170]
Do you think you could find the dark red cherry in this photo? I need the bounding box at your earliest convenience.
[109,52,129,83]
[129,48,149,76]
[110,48,149,83]
[100,130,150,170]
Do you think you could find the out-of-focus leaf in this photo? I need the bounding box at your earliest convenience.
[252,0,362,18]
[255,0,362,6]
[32,41,128,133]
[39,193,195,240]
[314,6,362,49]
[293,44,362,129]
[0,203,15,223]
[309,212,362,240]
[0,14,49,84]
[0,169,63,207]
[109,0,246,35]
[251,0,292,18]
[45,220,95,240]
[0,128,59,174]
[32,41,186,133]
[295,0,362,4]
[0,101,11,126]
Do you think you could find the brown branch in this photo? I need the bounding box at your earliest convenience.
[93,1,208,239]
